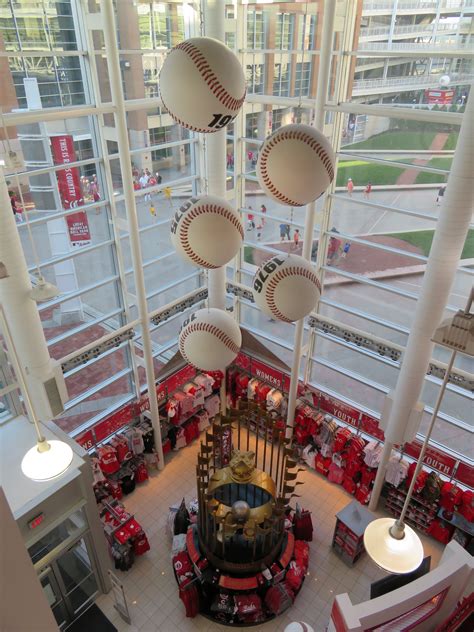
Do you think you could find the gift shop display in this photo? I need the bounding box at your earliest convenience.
[170,403,312,625]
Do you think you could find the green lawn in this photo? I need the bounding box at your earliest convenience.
[345,131,436,151]
[336,160,406,186]
[387,228,474,259]
[345,130,458,152]
[244,245,255,265]
[414,157,452,184]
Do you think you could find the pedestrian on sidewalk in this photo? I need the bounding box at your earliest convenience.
[364,181,372,199]
[293,229,300,250]
[279,223,287,241]
[341,241,351,260]
[149,203,156,219]
[436,185,446,206]
[285,223,291,241]
[347,178,354,197]
[247,206,255,231]
[259,204,267,227]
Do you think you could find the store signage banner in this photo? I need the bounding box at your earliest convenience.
[319,393,360,428]
[360,412,385,441]
[250,358,290,391]
[234,352,251,370]
[94,402,136,442]
[50,135,91,246]
[76,429,94,450]
[164,364,196,394]
[425,89,454,105]
[455,462,474,489]
[137,383,167,414]
[404,440,457,477]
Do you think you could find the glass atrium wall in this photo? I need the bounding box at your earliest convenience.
[0,0,472,460]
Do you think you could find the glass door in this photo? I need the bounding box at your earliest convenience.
[53,537,99,621]
[38,536,99,629]
[39,567,69,629]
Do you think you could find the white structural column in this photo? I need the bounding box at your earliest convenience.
[204,0,229,415]
[100,0,164,469]
[204,0,227,312]
[0,167,56,420]
[285,0,337,440]
[369,94,474,510]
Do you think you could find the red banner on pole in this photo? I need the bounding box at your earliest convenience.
[50,135,91,246]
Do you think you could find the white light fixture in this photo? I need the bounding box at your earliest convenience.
[0,306,73,482]
[364,288,474,574]
[21,439,73,482]
[29,275,60,302]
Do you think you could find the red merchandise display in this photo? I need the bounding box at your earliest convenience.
[179,585,200,618]
[315,453,331,477]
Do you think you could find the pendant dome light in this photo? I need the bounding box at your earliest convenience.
[364,290,474,574]
[0,306,73,482]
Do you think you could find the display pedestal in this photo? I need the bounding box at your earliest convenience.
[173,521,309,626]
[332,500,375,566]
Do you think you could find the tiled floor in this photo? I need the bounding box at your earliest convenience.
[95,439,443,632]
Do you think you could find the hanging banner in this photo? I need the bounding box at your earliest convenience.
[319,393,360,428]
[403,440,457,478]
[50,135,91,246]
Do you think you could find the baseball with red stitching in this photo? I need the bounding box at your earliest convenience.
[256,124,335,206]
[179,308,242,371]
[170,195,243,269]
[252,254,321,323]
[159,37,246,133]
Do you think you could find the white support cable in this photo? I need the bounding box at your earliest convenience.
[100,0,164,469]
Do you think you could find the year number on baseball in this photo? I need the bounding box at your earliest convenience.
[253,257,285,294]
[208,114,233,129]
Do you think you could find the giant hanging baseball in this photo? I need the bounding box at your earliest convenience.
[253,255,321,323]
[179,308,242,370]
[257,124,335,206]
[159,37,246,133]
[170,195,243,268]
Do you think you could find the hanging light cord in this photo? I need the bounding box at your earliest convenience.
[0,108,45,284]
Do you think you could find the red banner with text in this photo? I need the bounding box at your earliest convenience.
[50,135,91,246]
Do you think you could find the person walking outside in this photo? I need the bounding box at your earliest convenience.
[149,203,156,220]
[293,229,300,250]
[279,223,287,242]
[347,178,354,197]
[364,181,372,199]
[437,185,446,206]
[247,206,255,231]
[285,223,291,241]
